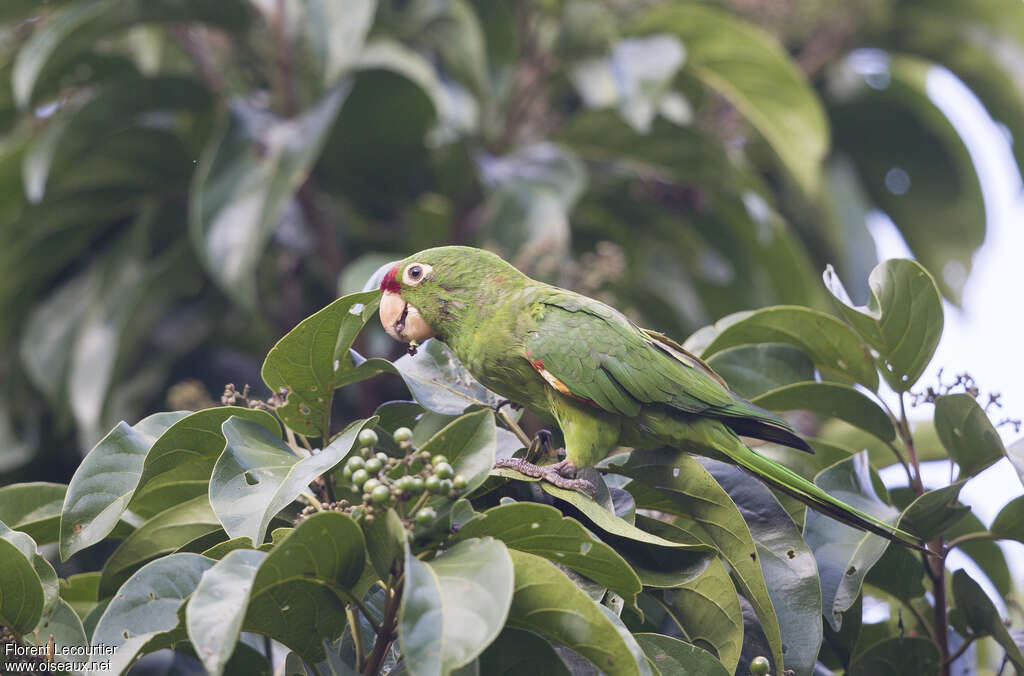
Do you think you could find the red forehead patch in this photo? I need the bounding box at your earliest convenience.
[380,264,401,293]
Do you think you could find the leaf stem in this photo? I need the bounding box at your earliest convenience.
[301,493,325,512]
[346,606,365,670]
[943,633,979,666]
[496,406,532,448]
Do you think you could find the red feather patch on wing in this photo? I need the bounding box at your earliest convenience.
[380,265,401,293]
[528,356,599,408]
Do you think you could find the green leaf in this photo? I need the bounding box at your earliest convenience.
[946,511,1012,596]
[1,522,59,620]
[535,482,709,552]
[292,0,377,90]
[59,572,101,621]
[700,306,878,390]
[24,598,88,667]
[0,482,66,545]
[705,343,814,400]
[136,407,280,504]
[653,556,743,673]
[952,569,1024,672]
[417,409,497,496]
[453,502,642,604]
[400,537,514,675]
[864,542,926,603]
[634,633,730,676]
[846,636,940,676]
[209,416,375,544]
[699,459,822,676]
[897,481,970,540]
[824,259,943,390]
[752,381,895,442]
[505,549,652,676]
[92,553,215,674]
[630,4,828,194]
[98,494,220,597]
[990,495,1024,544]
[187,511,367,671]
[190,85,348,309]
[830,55,984,303]
[358,338,511,415]
[0,532,45,634]
[363,508,406,582]
[11,0,249,107]
[478,628,570,675]
[803,452,898,631]
[261,290,381,438]
[59,411,189,560]
[934,394,1005,478]
[607,450,784,673]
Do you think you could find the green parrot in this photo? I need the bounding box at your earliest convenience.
[378,245,919,547]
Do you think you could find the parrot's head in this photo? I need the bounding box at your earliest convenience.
[378,246,522,344]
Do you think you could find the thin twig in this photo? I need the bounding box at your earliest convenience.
[496,406,532,447]
[943,634,979,666]
[346,606,365,671]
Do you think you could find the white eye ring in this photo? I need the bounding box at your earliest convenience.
[402,262,432,286]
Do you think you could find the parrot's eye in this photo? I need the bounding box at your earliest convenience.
[402,263,432,286]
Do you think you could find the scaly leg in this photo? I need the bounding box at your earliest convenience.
[494,454,595,494]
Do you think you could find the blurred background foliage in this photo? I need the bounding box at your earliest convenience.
[1,0,1021,484]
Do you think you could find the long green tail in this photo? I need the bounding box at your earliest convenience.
[653,415,924,550]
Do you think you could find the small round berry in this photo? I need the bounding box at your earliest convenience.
[358,429,379,448]
[359,447,371,458]
[376,452,389,463]
[749,656,770,675]
[407,476,425,494]
[371,485,391,504]
[418,451,431,461]
[425,475,442,494]
[351,469,369,488]
[362,478,381,494]
[431,454,448,467]
[438,479,453,494]
[393,427,413,443]
[453,474,468,491]
[341,466,353,481]
[434,462,454,480]
[415,507,437,525]
[346,455,365,470]
[365,458,384,474]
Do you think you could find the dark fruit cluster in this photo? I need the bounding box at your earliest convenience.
[299,426,468,529]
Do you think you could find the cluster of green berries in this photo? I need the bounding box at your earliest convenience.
[337,427,468,526]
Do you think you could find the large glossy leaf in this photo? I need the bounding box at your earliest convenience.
[355,339,510,415]
[453,502,642,604]
[417,409,496,495]
[946,511,1012,596]
[135,407,280,504]
[635,634,730,676]
[705,343,814,400]
[92,553,215,675]
[952,569,1024,671]
[863,542,925,603]
[0,531,45,634]
[26,598,88,667]
[261,290,380,438]
[190,85,348,309]
[846,636,940,676]
[752,381,895,442]
[700,306,878,390]
[291,0,377,90]
[59,572,101,621]
[187,511,366,672]
[0,482,66,545]
[99,494,220,597]
[59,411,189,560]
[400,537,514,675]
[897,480,970,540]
[608,450,783,673]
[803,452,898,631]
[630,4,828,194]
[505,549,652,676]
[478,628,570,675]
[934,394,1005,478]
[699,459,822,676]
[823,259,943,390]
[990,495,1024,544]
[654,556,743,673]
[209,416,374,544]
[829,54,984,303]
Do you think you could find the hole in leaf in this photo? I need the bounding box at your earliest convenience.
[123,630,131,639]
[750,552,756,562]
[846,566,857,576]
[580,542,592,555]
[787,550,795,559]
[244,471,260,486]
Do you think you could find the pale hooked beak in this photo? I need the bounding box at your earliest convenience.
[379,291,435,343]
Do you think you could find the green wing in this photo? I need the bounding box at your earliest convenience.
[525,292,810,450]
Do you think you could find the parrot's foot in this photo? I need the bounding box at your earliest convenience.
[493,399,523,413]
[494,457,595,494]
